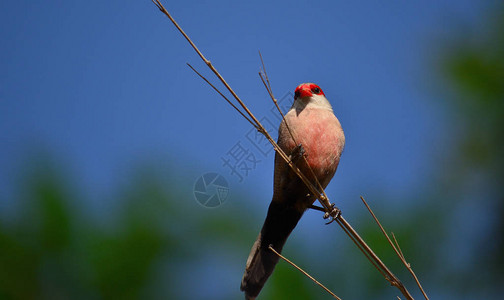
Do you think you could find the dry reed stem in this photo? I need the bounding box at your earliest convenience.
[150,1,424,299]
[268,245,342,300]
[150,0,337,221]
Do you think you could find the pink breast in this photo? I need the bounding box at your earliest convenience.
[282,108,344,178]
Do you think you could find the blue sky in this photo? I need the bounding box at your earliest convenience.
[0,0,489,218]
[2,1,498,298]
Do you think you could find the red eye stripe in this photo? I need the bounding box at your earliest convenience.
[308,83,324,96]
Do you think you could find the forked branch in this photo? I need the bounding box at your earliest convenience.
[360,196,429,299]
[150,1,426,299]
[150,0,337,216]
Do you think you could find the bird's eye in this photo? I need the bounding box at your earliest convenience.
[312,87,321,94]
[294,91,300,99]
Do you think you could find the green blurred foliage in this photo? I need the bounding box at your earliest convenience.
[439,5,504,294]
[0,164,173,299]
[442,9,504,177]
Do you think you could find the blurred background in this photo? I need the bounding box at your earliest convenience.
[1,1,503,299]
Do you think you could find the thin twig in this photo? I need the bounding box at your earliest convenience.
[360,196,429,300]
[258,51,273,94]
[392,233,405,260]
[268,245,342,300]
[257,71,299,164]
[151,0,263,135]
[187,63,257,128]
[257,52,298,159]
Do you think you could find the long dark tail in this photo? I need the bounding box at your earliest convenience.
[240,201,303,299]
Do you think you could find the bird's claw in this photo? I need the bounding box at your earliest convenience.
[290,143,306,163]
[324,205,341,225]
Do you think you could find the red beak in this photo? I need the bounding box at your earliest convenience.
[299,88,312,98]
[297,88,312,98]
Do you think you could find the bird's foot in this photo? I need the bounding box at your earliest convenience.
[323,203,341,225]
[310,203,341,224]
[289,143,306,163]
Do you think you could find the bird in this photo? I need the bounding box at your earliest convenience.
[240,83,345,299]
